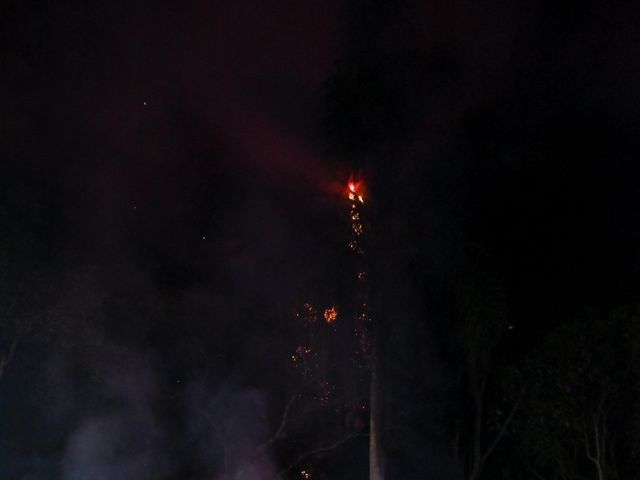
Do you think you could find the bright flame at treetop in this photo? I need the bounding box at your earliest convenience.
[347,179,365,204]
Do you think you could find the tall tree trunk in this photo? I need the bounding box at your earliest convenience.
[369,347,384,480]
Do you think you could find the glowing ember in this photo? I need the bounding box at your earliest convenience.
[316,380,335,405]
[323,305,338,323]
[296,302,318,324]
[346,179,365,202]
[291,345,313,364]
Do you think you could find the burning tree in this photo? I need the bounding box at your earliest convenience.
[271,177,383,480]
[194,177,383,479]
[346,178,383,480]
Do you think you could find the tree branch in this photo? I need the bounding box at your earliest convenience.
[259,389,301,450]
[273,432,362,479]
[481,391,522,464]
[0,334,19,379]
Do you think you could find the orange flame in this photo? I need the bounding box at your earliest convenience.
[346,177,365,202]
[324,305,338,323]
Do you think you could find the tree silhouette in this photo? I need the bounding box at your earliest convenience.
[446,256,521,480]
[509,306,640,480]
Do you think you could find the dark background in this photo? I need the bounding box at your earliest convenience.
[2,1,640,479]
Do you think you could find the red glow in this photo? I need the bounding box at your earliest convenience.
[346,177,364,195]
[346,177,365,204]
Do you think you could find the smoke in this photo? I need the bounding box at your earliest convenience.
[44,271,281,480]
[186,381,278,480]
[58,347,279,480]
[61,352,168,480]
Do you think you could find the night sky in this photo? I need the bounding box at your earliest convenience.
[3,1,640,479]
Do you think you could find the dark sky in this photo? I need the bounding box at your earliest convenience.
[3,1,640,479]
